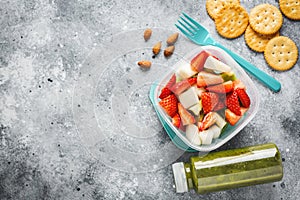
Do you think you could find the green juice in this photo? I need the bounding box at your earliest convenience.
[172,143,283,194]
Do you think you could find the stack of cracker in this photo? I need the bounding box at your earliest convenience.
[206,1,299,71]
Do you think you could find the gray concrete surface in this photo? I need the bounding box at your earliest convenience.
[0,0,299,199]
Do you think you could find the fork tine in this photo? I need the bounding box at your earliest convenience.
[175,23,193,37]
[179,16,198,32]
[177,20,195,35]
[182,12,201,28]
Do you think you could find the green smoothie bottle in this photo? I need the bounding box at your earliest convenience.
[172,143,283,194]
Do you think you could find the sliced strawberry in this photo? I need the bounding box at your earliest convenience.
[197,71,224,87]
[191,51,210,72]
[235,88,251,108]
[198,112,217,131]
[188,77,197,86]
[159,88,171,99]
[201,92,219,114]
[206,81,233,93]
[171,77,196,95]
[226,91,241,116]
[225,108,248,126]
[172,113,181,128]
[159,94,178,117]
[233,79,246,90]
[159,74,176,99]
[178,103,196,126]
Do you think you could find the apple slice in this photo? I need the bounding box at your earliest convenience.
[176,61,198,79]
[211,125,222,139]
[199,128,214,145]
[197,71,224,87]
[204,56,231,73]
[213,112,227,130]
[178,87,199,109]
[186,124,201,145]
[188,100,202,116]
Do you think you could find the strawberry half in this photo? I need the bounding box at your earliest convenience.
[171,77,196,95]
[226,91,241,116]
[206,81,233,93]
[178,103,196,126]
[201,92,219,114]
[235,88,251,108]
[188,77,197,86]
[197,71,224,87]
[198,112,217,131]
[191,51,210,72]
[159,74,176,99]
[159,94,178,117]
[172,113,181,128]
[225,108,248,126]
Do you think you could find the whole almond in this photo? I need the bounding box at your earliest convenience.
[152,41,162,55]
[166,33,179,45]
[144,28,152,41]
[164,46,175,57]
[137,60,152,68]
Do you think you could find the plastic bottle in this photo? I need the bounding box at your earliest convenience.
[172,143,283,194]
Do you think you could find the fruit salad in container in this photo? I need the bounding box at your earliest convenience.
[154,46,259,151]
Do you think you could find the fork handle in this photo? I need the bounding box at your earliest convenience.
[215,43,281,92]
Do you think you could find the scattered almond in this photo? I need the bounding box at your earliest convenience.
[164,45,175,57]
[144,28,152,41]
[152,41,162,55]
[137,60,152,68]
[166,33,179,45]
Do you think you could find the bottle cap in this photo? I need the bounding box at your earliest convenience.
[172,162,188,193]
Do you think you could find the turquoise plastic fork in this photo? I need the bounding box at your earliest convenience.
[175,12,281,92]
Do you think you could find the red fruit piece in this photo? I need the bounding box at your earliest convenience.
[159,88,171,99]
[198,112,217,131]
[235,88,251,108]
[188,77,197,86]
[225,108,248,126]
[171,77,196,95]
[206,80,233,93]
[197,71,224,87]
[201,92,219,114]
[159,74,176,99]
[172,113,181,128]
[178,103,196,126]
[191,51,210,72]
[159,94,178,117]
[226,91,241,116]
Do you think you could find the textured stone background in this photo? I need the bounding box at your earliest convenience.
[0,0,299,199]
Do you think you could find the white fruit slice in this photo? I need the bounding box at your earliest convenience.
[186,124,201,145]
[188,101,202,116]
[210,125,222,139]
[178,87,199,109]
[199,128,214,145]
[213,112,227,130]
[176,61,198,79]
[204,56,231,73]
